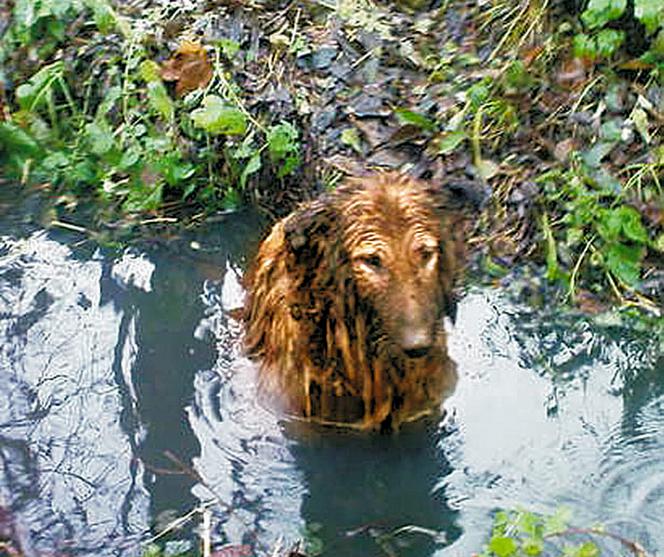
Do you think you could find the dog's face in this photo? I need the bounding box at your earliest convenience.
[282,173,465,360]
[339,176,455,359]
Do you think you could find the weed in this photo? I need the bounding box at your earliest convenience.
[480,508,650,557]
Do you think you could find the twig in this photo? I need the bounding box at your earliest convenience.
[202,508,212,557]
[138,217,178,225]
[546,527,650,557]
[566,235,594,303]
[50,220,91,235]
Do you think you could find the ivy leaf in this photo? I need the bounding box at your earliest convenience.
[605,242,644,286]
[394,108,436,131]
[634,0,664,34]
[147,81,174,121]
[267,121,299,161]
[438,130,467,154]
[85,120,114,155]
[191,95,247,135]
[341,127,363,154]
[0,122,41,157]
[616,205,648,243]
[577,542,601,557]
[489,536,518,557]
[581,0,627,29]
[522,537,543,556]
[595,28,625,57]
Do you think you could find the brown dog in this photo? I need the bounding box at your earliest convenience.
[244,172,474,431]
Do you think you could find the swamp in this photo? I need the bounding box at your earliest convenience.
[0,0,663,556]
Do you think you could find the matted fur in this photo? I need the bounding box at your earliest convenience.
[244,172,468,431]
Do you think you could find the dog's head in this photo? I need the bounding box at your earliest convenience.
[283,172,479,358]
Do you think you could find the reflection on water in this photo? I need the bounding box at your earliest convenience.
[0,187,662,556]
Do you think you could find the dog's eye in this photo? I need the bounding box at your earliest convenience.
[359,254,383,270]
[419,248,436,265]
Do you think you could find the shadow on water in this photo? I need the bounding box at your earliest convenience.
[0,182,663,556]
[286,422,461,557]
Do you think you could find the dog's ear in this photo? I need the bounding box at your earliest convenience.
[283,195,338,267]
[426,179,485,323]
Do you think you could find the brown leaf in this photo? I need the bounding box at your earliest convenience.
[522,45,544,67]
[211,544,252,557]
[556,57,590,88]
[575,290,609,314]
[160,41,213,97]
[553,138,578,163]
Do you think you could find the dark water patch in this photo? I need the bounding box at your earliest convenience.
[0,203,661,556]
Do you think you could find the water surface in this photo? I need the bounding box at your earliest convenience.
[0,185,662,556]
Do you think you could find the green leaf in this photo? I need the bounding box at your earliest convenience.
[655,232,664,252]
[0,122,41,156]
[595,28,624,57]
[582,141,614,167]
[489,536,517,557]
[599,119,623,142]
[218,38,240,59]
[341,127,363,154]
[140,60,162,83]
[147,81,174,121]
[84,0,117,34]
[577,542,601,557]
[522,537,543,556]
[394,108,436,131]
[605,242,644,286]
[542,213,559,281]
[581,0,627,29]
[96,85,122,117]
[597,207,622,242]
[438,130,467,154]
[267,121,299,161]
[85,120,114,155]
[15,62,63,110]
[543,507,572,535]
[119,147,140,170]
[191,95,247,135]
[277,153,301,178]
[634,0,664,34]
[240,152,262,189]
[573,33,598,59]
[222,187,241,211]
[468,79,491,107]
[617,205,648,243]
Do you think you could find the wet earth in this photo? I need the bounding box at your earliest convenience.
[0,183,662,556]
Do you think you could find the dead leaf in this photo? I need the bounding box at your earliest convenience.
[161,41,213,97]
[522,45,544,67]
[211,544,252,557]
[556,57,589,88]
[553,138,577,163]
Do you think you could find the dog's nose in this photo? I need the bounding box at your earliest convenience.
[401,329,433,359]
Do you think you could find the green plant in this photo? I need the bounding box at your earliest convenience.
[573,0,664,63]
[480,508,649,557]
[538,160,658,306]
[1,14,303,219]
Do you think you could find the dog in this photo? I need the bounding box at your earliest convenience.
[244,171,477,431]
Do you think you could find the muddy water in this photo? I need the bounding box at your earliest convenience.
[0,186,662,556]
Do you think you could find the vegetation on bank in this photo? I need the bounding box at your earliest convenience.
[0,0,663,317]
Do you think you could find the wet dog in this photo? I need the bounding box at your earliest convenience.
[244,172,476,431]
